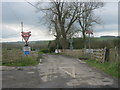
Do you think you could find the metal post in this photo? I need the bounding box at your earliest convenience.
[69,38,73,50]
[89,33,90,49]
[57,43,59,53]
[21,22,23,43]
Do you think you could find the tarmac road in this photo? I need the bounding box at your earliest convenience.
[2,54,118,88]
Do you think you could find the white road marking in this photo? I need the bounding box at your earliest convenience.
[41,75,48,82]
[27,72,35,74]
[77,59,86,63]
[59,66,75,78]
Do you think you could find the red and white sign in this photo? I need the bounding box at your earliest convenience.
[21,31,31,42]
[85,30,93,35]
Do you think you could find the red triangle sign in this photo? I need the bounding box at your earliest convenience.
[21,31,31,42]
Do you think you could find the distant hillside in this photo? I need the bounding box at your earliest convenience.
[2,40,52,44]
[100,36,117,38]
[30,40,51,44]
[2,40,53,50]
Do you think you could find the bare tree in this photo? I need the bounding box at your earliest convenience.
[36,1,79,49]
[66,24,79,39]
[35,1,104,49]
[50,15,61,51]
[77,2,104,48]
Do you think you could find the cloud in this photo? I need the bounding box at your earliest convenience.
[2,2,54,42]
[94,24,118,32]
[94,2,118,25]
[1,2,118,42]
[2,23,55,41]
[2,24,20,38]
[2,2,43,25]
[93,2,118,36]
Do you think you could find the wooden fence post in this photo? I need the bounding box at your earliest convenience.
[103,47,106,63]
[115,47,118,62]
[104,47,110,62]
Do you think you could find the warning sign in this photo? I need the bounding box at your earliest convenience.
[21,31,31,42]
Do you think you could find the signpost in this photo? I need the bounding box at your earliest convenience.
[69,38,73,50]
[21,31,31,55]
[85,30,93,53]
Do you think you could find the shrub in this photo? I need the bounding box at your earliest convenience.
[48,41,56,53]
[38,51,44,59]
[40,49,50,53]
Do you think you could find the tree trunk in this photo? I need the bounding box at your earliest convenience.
[82,30,86,49]
[60,36,68,49]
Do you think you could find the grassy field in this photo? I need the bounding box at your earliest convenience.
[2,49,40,66]
[3,56,39,66]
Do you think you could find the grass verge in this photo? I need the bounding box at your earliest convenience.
[85,59,119,78]
[2,49,42,66]
[2,56,39,66]
[61,53,119,78]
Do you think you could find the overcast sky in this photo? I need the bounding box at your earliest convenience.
[1,1,118,42]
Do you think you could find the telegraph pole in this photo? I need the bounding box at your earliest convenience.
[21,22,23,42]
[21,22,23,61]
[89,33,90,49]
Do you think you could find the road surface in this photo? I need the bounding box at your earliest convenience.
[2,54,118,88]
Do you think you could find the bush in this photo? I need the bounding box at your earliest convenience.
[38,51,44,59]
[40,49,50,53]
[31,48,35,51]
[48,41,56,53]
[49,46,56,53]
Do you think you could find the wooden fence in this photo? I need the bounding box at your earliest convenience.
[60,47,118,63]
[109,47,118,63]
[86,48,106,63]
